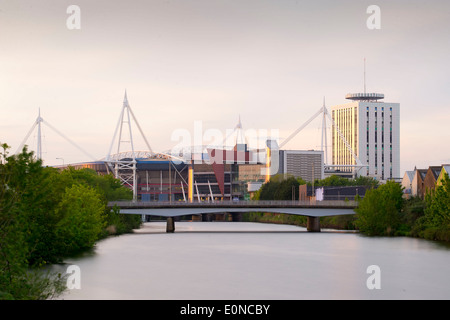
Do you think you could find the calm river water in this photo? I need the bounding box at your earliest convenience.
[55,221,450,300]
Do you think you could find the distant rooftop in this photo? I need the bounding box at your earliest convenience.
[345,93,384,101]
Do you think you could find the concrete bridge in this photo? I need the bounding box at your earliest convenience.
[108,200,358,233]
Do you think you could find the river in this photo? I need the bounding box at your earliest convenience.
[54,221,450,300]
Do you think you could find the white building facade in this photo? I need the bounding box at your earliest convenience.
[331,93,400,181]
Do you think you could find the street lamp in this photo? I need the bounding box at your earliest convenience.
[56,158,64,166]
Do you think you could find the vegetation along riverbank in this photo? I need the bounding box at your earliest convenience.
[245,175,450,242]
[0,143,141,300]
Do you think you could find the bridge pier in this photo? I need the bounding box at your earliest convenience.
[306,216,320,232]
[166,217,175,233]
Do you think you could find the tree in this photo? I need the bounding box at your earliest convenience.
[420,173,450,241]
[313,175,350,187]
[0,144,66,299]
[55,184,106,256]
[352,176,379,188]
[59,167,139,235]
[60,167,132,202]
[312,175,379,187]
[0,142,141,299]
[258,175,306,200]
[425,173,450,226]
[355,181,404,236]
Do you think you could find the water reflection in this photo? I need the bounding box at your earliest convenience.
[56,222,450,300]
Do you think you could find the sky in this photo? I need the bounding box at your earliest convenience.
[1,0,449,175]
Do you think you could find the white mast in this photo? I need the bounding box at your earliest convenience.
[320,97,328,165]
[17,109,96,162]
[36,108,43,160]
[279,99,363,169]
[105,91,153,202]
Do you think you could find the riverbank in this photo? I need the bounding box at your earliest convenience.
[242,211,450,243]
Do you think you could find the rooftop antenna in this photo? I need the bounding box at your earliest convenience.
[364,58,366,94]
[345,58,384,102]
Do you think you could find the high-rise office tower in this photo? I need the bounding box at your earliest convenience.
[331,92,400,180]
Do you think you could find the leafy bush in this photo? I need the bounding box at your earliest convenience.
[355,181,404,236]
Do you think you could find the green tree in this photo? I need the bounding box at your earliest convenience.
[0,144,66,299]
[55,184,106,256]
[59,167,139,235]
[355,181,404,236]
[352,176,379,188]
[313,175,350,187]
[60,167,132,202]
[2,147,62,266]
[312,175,379,187]
[258,175,306,200]
[425,173,450,226]
[0,143,141,299]
[420,173,450,241]
[403,196,425,234]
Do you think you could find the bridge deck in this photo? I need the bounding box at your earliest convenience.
[108,200,357,209]
[108,200,357,218]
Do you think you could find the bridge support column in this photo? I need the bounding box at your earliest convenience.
[306,216,320,232]
[166,217,175,233]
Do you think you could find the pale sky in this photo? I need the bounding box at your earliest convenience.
[1,0,450,175]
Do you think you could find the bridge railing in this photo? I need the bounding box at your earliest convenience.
[108,199,358,208]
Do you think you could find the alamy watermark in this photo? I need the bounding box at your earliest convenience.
[367,5,381,30]
[66,265,81,290]
[66,5,81,30]
[366,265,381,290]
[65,5,381,31]
[170,121,280,175]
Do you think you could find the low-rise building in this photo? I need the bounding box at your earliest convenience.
[423,166,443,196]
[404,164,449,199]
[401,170,415,198]
[437,165,450,187]
[411,168,427,199]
